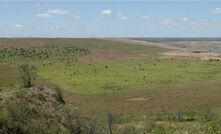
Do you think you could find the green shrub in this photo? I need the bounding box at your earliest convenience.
[19,64,38,88]
[54,86,65,104]
[204,120,220,134]
[0,87,98,134]
[0,98,59,134]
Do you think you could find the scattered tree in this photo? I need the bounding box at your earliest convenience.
[19,64,37,88]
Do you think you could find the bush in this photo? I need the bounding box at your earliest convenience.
[62,106,98,134]
[204,120,220,134]
[0,96,59,134]
[54,86,65,104]
[0,87,98,134]
[19,64,38,88]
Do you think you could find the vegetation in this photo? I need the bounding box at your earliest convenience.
[19,64,38,88]
[0,38,221,133]
[0,86,98,134]
[54,86,66,104]
[0,45,90,61]
[1,87,221,133]
[37,59,221,93]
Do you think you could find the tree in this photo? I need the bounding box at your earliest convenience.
[19,64,37,88]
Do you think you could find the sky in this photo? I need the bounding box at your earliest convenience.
[1,1,221,38]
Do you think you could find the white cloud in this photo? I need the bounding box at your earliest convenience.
[37,13,52,18]
[117,12,128,20]
[213,7,221,13]
[101,9,112,15]
[47,9,70,15]
[37,9,80,19]
[11,24,25,29]
[179,17,188,22]
[101,10,128,20]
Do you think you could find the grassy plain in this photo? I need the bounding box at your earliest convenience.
[1,38,221,133]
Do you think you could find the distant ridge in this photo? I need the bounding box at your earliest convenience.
[130,37,221,42]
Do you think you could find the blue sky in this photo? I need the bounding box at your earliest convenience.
[1,1,221,37]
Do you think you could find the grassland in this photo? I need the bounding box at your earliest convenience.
[1,38,221,133]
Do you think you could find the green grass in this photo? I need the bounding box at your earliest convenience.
[1,38,221,125]
[37,59,221,94]
[2,38,221,133]
[0,38,167,90]
[0,63,21,89]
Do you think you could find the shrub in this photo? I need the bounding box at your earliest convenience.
[0,87,99,134]
[54,86,65,104]
[63,106,98,134]
[204,120,220,134]
[19,64,38,88]
[0,96,59,134]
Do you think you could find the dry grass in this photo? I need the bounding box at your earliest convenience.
[73,79,221,116]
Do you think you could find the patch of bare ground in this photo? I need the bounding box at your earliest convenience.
[163,51,221,60]
[126,97,153,102]
[162,41,221,53]
[109,38,221,60]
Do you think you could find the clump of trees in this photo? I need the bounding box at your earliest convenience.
[19,64,37,88]
[0,45,90,60]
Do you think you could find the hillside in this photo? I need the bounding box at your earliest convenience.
[0,86,98,134]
